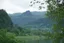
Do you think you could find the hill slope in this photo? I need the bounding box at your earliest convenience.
[9,11,54,30]
[9,11,46,26]
[0,9,13,28]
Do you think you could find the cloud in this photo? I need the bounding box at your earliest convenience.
[10,0,31,9]
[0,0,47,13]
[0,0,27,13]
[0,0,4,8]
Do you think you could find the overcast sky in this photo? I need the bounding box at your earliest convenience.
[0,0,47,14]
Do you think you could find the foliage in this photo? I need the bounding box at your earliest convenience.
[30,0,46,9]
[0,9,13,29]
[10,26,25,36]
[0,29,18,43]
[30,0,64,43]
[46,0,64,43]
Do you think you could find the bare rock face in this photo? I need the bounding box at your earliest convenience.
[0,9,13,28]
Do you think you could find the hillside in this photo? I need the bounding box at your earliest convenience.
[9,11,54,30]
[24,18,53,28]
[9,11,46,26]
[0,9,13,28]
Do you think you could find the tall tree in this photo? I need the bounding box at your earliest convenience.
[46,0,64,43]
[30,0,64,43]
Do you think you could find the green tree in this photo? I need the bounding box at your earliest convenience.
[46,0,64,43]
[30,0,64,43]
[0,29,18,43]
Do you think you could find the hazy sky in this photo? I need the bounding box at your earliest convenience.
[0,0,47,13]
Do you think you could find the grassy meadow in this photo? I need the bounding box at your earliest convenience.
[16,36,51,43]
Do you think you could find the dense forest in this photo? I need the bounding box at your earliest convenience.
[0,0,64,43]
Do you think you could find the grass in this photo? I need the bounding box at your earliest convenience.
[15,36,51,43]
[16,36,45,40]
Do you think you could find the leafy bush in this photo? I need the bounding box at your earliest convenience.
[0,29,18,43]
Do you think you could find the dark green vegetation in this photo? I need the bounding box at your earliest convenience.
[0,29,17,43]
[0,9,13,28]
[0,9,17,43]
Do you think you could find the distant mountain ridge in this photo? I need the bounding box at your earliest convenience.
[21,10,33,16]
[9,11,46,18]
[9,11,53,29]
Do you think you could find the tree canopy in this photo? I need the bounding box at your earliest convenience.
[0,9,13,29]
[30,0,64,43]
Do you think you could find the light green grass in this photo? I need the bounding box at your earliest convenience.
[15,36,50,43]
[16,36,45,41]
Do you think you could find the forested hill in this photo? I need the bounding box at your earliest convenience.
[0,9,13,28]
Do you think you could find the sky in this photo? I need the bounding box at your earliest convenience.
[0,0,47,14]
